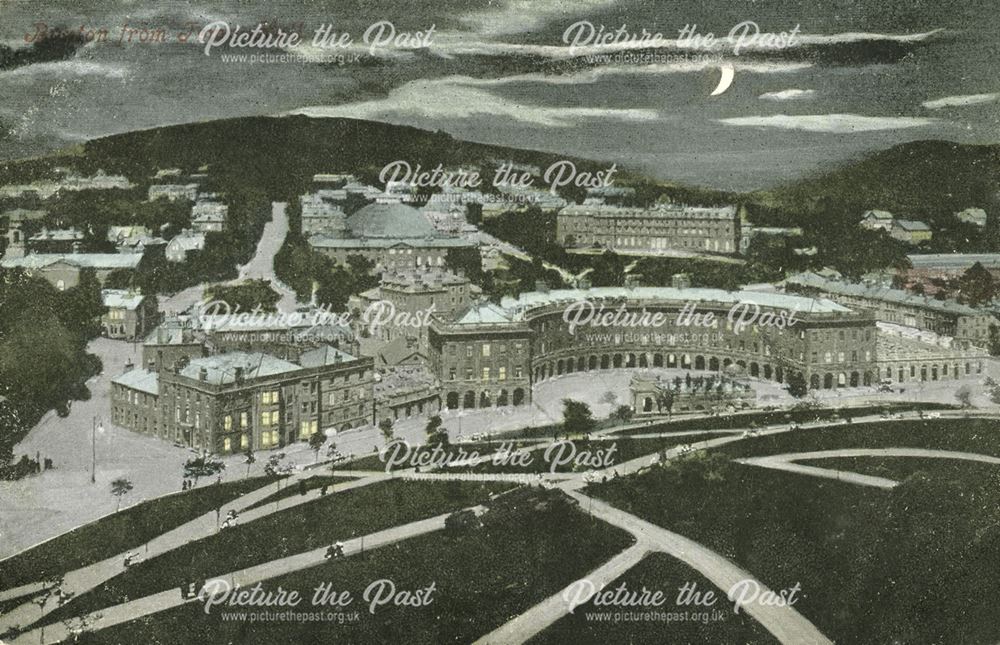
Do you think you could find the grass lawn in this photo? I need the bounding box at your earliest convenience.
[68,489,633,644]
[714,418,1000,460]
[40,479,515,627]
[587,452,1000,644]
[339,440,541,473]
[243,473,360,511]
[530,552,776,645]
[0,477,279,589]
[470,435,726,474]
[611,402,955,437]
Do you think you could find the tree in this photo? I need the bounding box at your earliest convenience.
[656,390,675,416]
[957,262,997,306]
[787,371,809,398]
[425,414,448,445]
[183,456,225,484]
[955,385,973,408]
[308,431,325,462]
[379,418,394,442]
[243,449,255,478]
[562,399,595,437]
[985,377,1000,405]
[611,405,633,423]
[110,477,133,512]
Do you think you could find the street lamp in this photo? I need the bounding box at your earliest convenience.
[91,418,103,484]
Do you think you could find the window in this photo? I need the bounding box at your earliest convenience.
[262,390,279,405]
[300,421,310,439]
[482,367,491,382]
[498,366,506,381]
[466,368,473,380]
[224,415,232,431]
[262,412,271,427]
[449,369,456,381]
[240,412,248,428]
[482,343,491,357]
[223,437,231,452]
[240,434,248,449]
[514,366,523,378]
[270,410,280,426]
[466,345,473,358]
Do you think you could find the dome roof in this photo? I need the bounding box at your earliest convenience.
[346,202,438,239]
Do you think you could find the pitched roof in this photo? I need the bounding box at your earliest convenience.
[180,352,300,385]
[455,302,514,325]
[1,253,142,270]
[102,289,145,310]
[111,368,159,395]
[298,345,357,368]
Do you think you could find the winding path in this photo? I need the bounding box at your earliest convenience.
[736,447,1000,488]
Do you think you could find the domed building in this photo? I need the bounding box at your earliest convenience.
[308,198,473,274]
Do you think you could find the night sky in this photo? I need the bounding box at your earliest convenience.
[1,0,997,190]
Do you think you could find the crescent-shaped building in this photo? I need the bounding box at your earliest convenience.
[428,286,879,409]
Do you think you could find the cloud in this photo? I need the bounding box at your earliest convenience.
[718,113,940,133]
[922,93,999,110]
[759,89,816,101]
[458,0,618,37]
[1,59,130,80]
[290,76,659,127]
[426,27,944,61]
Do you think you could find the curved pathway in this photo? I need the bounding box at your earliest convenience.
[736,447,1000,488]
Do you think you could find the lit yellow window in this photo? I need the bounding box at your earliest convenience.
[240,434,248,449]
[224,415,232,431]
[300,421,310,439]
[223,437,231,452]
[240,412,248,428]
[261,412,270,427]
[270,410,280,425]
[498,367,506,381]
[482,367,490,382]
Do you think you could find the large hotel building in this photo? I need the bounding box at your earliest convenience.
[556,203,740,254]
[112,322,374,454]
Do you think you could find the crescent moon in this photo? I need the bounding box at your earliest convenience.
[711,64,735,96]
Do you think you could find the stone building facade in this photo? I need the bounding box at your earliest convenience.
[557,203,740,254]
[112,346,374,454]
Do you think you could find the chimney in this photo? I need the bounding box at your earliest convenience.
[198,367,208,382]
[124,359,134,372]
[71,241,81,254]
[234,366,244,383]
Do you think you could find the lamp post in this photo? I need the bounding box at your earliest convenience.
[91,417,103,484]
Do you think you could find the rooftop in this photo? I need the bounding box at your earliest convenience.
[112,368,159,396]
[785,272,983,317]
[501,286,851,315]
[1,253,143,270]
[179,352,301,385]
[102,289,145,310]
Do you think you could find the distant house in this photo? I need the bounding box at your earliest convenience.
[860,210,895,231]
[191,201,228,233]
[165,230,206,262]
[107,225,151,243]
[956,208,988,228]
[28,227,84,254]
[0,252,143,289]
[890,219,933,245]
[148,184,198,202]
[101,289,159,340]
